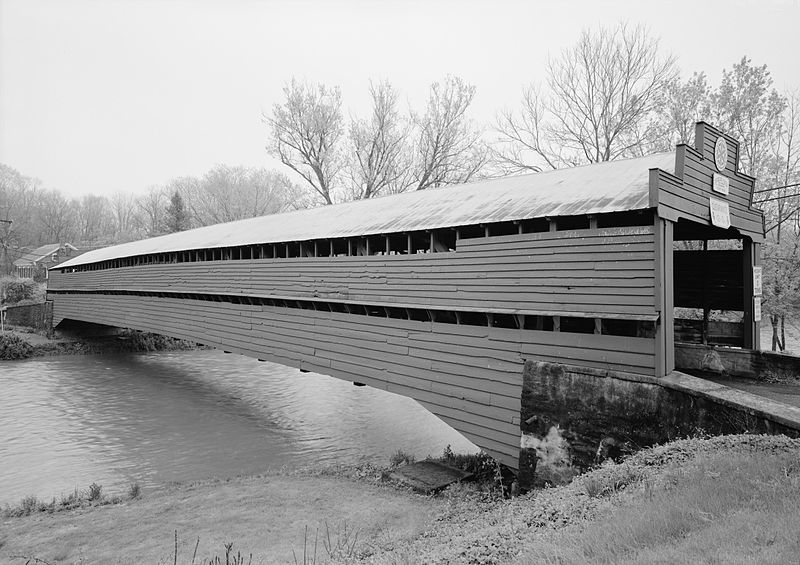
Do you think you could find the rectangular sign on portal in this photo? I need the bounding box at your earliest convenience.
[709,197,731,229]
[713,173,730,195]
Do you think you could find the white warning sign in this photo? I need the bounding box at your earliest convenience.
[709,197,731,229]
[753,266,763,297]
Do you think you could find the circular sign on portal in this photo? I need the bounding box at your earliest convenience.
[715,137,728,172]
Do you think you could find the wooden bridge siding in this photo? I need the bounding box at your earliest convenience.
[49,227,657,318]
[51,293,657,469]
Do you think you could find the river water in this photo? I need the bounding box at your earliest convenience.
[0,349,476,505]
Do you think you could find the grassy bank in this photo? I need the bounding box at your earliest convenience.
[360,435,800,564]
[2,435,799,564]
[0,465,441,565]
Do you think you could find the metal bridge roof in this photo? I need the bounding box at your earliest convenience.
[57,152,675,268]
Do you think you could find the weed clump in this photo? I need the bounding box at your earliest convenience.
[292,521,361,564]
[0,333,34,360]
[128,482,141,499]
[87,482,103,501]
[440,445,501,485]
[1,481,141,518]
[388,450,415,467]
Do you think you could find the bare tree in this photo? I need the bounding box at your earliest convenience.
[137,187,168,237]
[0,165,25,272]
[412,76,488,190]
[264,79,344,205]
[184,165,297,225]
[493,86,549,173]
[763,234,800,351]
[760,90,800,241]
[755,90,800,350]
[77,194,113,244]
[347,80,410,199]
[712,57,787,182]
[495,23,677,171]
[660,72,713,147]
[37,190,76,244]
[0,164,42,250]
[110,191,141,242]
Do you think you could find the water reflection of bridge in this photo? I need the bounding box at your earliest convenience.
[49,122,764,469]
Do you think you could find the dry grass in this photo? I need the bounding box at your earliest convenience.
[0,472,441,564]
[523,450,800,564]
[4,437,799,564]
[358,435,800,565]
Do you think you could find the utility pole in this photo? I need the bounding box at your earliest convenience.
[0,218,9,331]
[0,218,13,277]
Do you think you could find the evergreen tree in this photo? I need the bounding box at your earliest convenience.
[163,191,190,233]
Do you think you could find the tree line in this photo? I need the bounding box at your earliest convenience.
[1,23,798,349]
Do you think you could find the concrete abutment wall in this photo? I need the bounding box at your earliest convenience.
[518,360,800,489]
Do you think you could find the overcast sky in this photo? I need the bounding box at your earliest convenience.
[2,0,799,198]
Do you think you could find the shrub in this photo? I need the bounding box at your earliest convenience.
[0,333,34,360]
[119,330,198,352]
[440,445,499,484]
[0,276,44,304]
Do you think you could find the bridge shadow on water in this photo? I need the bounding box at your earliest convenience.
[0,349,476,504]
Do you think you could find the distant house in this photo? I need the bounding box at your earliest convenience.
[13,243,79,279]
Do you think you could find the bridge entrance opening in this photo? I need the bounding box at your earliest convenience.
[672,218,761,363]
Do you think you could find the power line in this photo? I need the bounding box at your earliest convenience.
[756,192,800,204]
[754,181,800,194]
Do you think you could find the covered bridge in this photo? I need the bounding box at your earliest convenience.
[48,122,764,469]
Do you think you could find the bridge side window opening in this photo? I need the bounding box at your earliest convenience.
[48,286,655,341]
[57,209,655,274]
[386,233,409,255]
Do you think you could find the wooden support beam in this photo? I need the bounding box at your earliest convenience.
[701,239,709,346]
[653,216,675,377]
[742,238,760,350]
